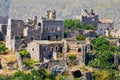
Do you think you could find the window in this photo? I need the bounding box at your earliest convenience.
[56,35,58,39]
[32,48,34,51]
[57,27,61,31]
[38,23,41,26]
[78,48,81,52]
[46,27,49,31]
[56,47,58,51]
[52,48,54,52]
[44,47,48,51]
[31,37,33,40]
[51,27,55,32]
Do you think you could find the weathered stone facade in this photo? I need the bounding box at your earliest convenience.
[6,10,64,52]
[97,19,114,35]
[6,18,25,51]
[66,29,96,39]
[27,40,63,62]
[40,19,64,41]
[77,9,99,27]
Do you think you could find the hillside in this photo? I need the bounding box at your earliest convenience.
[0,0,120,27]
[0,0,10,17]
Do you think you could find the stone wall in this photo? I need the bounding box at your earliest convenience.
[6,18,25,50]
[41,20,64,41]
[27,41,63,62]
[80,9,99,27]
[97,22,113,35]
[27,41,40,61]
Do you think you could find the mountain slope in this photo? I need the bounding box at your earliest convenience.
[1,0,120,27]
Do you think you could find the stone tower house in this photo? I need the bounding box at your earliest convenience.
[80,9,99,27]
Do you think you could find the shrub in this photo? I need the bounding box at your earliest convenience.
[84,24,95,30]
[23,58,38,68]
[19,49,29,57]
[68,54,76,60]
[76,35,86,41]
[0,42,7,54]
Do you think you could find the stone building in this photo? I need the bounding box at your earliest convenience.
[6,18,25,51]
[39,10,64,41]
[66,29,96,39]
[6,10,64,52]
[77,9,99,27]
[105,29,120,38]
[97,19,114,35]
[27,40,63,62]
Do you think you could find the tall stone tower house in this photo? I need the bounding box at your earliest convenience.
[80,9,99,27]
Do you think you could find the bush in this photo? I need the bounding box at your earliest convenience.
[68,54,76,60]
[84,24,95,30]
[19,49,29,57]
[0,42,7,54]
[23,58,38,68]
[76,35,86,41]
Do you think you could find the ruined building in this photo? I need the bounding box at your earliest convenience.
[76,9,99,27]
[97,19,114,35]
[6,10,64,62]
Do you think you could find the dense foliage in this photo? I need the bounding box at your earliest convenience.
[0,69,55,80]
[89,37,117,69]
[64,19,95,30]
[64,19,82,29]
[93,69,120,80]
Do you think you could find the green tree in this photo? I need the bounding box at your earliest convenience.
[19,49,29,57]
[64,19,83,29]
[89,37,116,69]
[0,76,10,80]
[13,71,34,80]
[31,68,55,80]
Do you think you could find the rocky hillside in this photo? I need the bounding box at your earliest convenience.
[1,0,120,27]
[0,0,10,17]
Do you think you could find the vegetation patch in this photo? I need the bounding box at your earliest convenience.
[68,54,76,60]
[64,19,95,30]
[76,35,86,41]
[19,49,29,57]
[23,58,38,68]
[0,42,7,54]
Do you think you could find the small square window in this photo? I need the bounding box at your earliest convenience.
[32,48,34,51]
[51,27,55,32]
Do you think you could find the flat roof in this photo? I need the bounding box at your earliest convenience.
[32,40,63,45]
[99,19,113,23]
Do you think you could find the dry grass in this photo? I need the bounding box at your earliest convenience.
[0,50,18,75]
[0,51,17,63]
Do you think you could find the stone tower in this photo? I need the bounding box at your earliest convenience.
[80,9,99,27]
[47,10,56,19]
